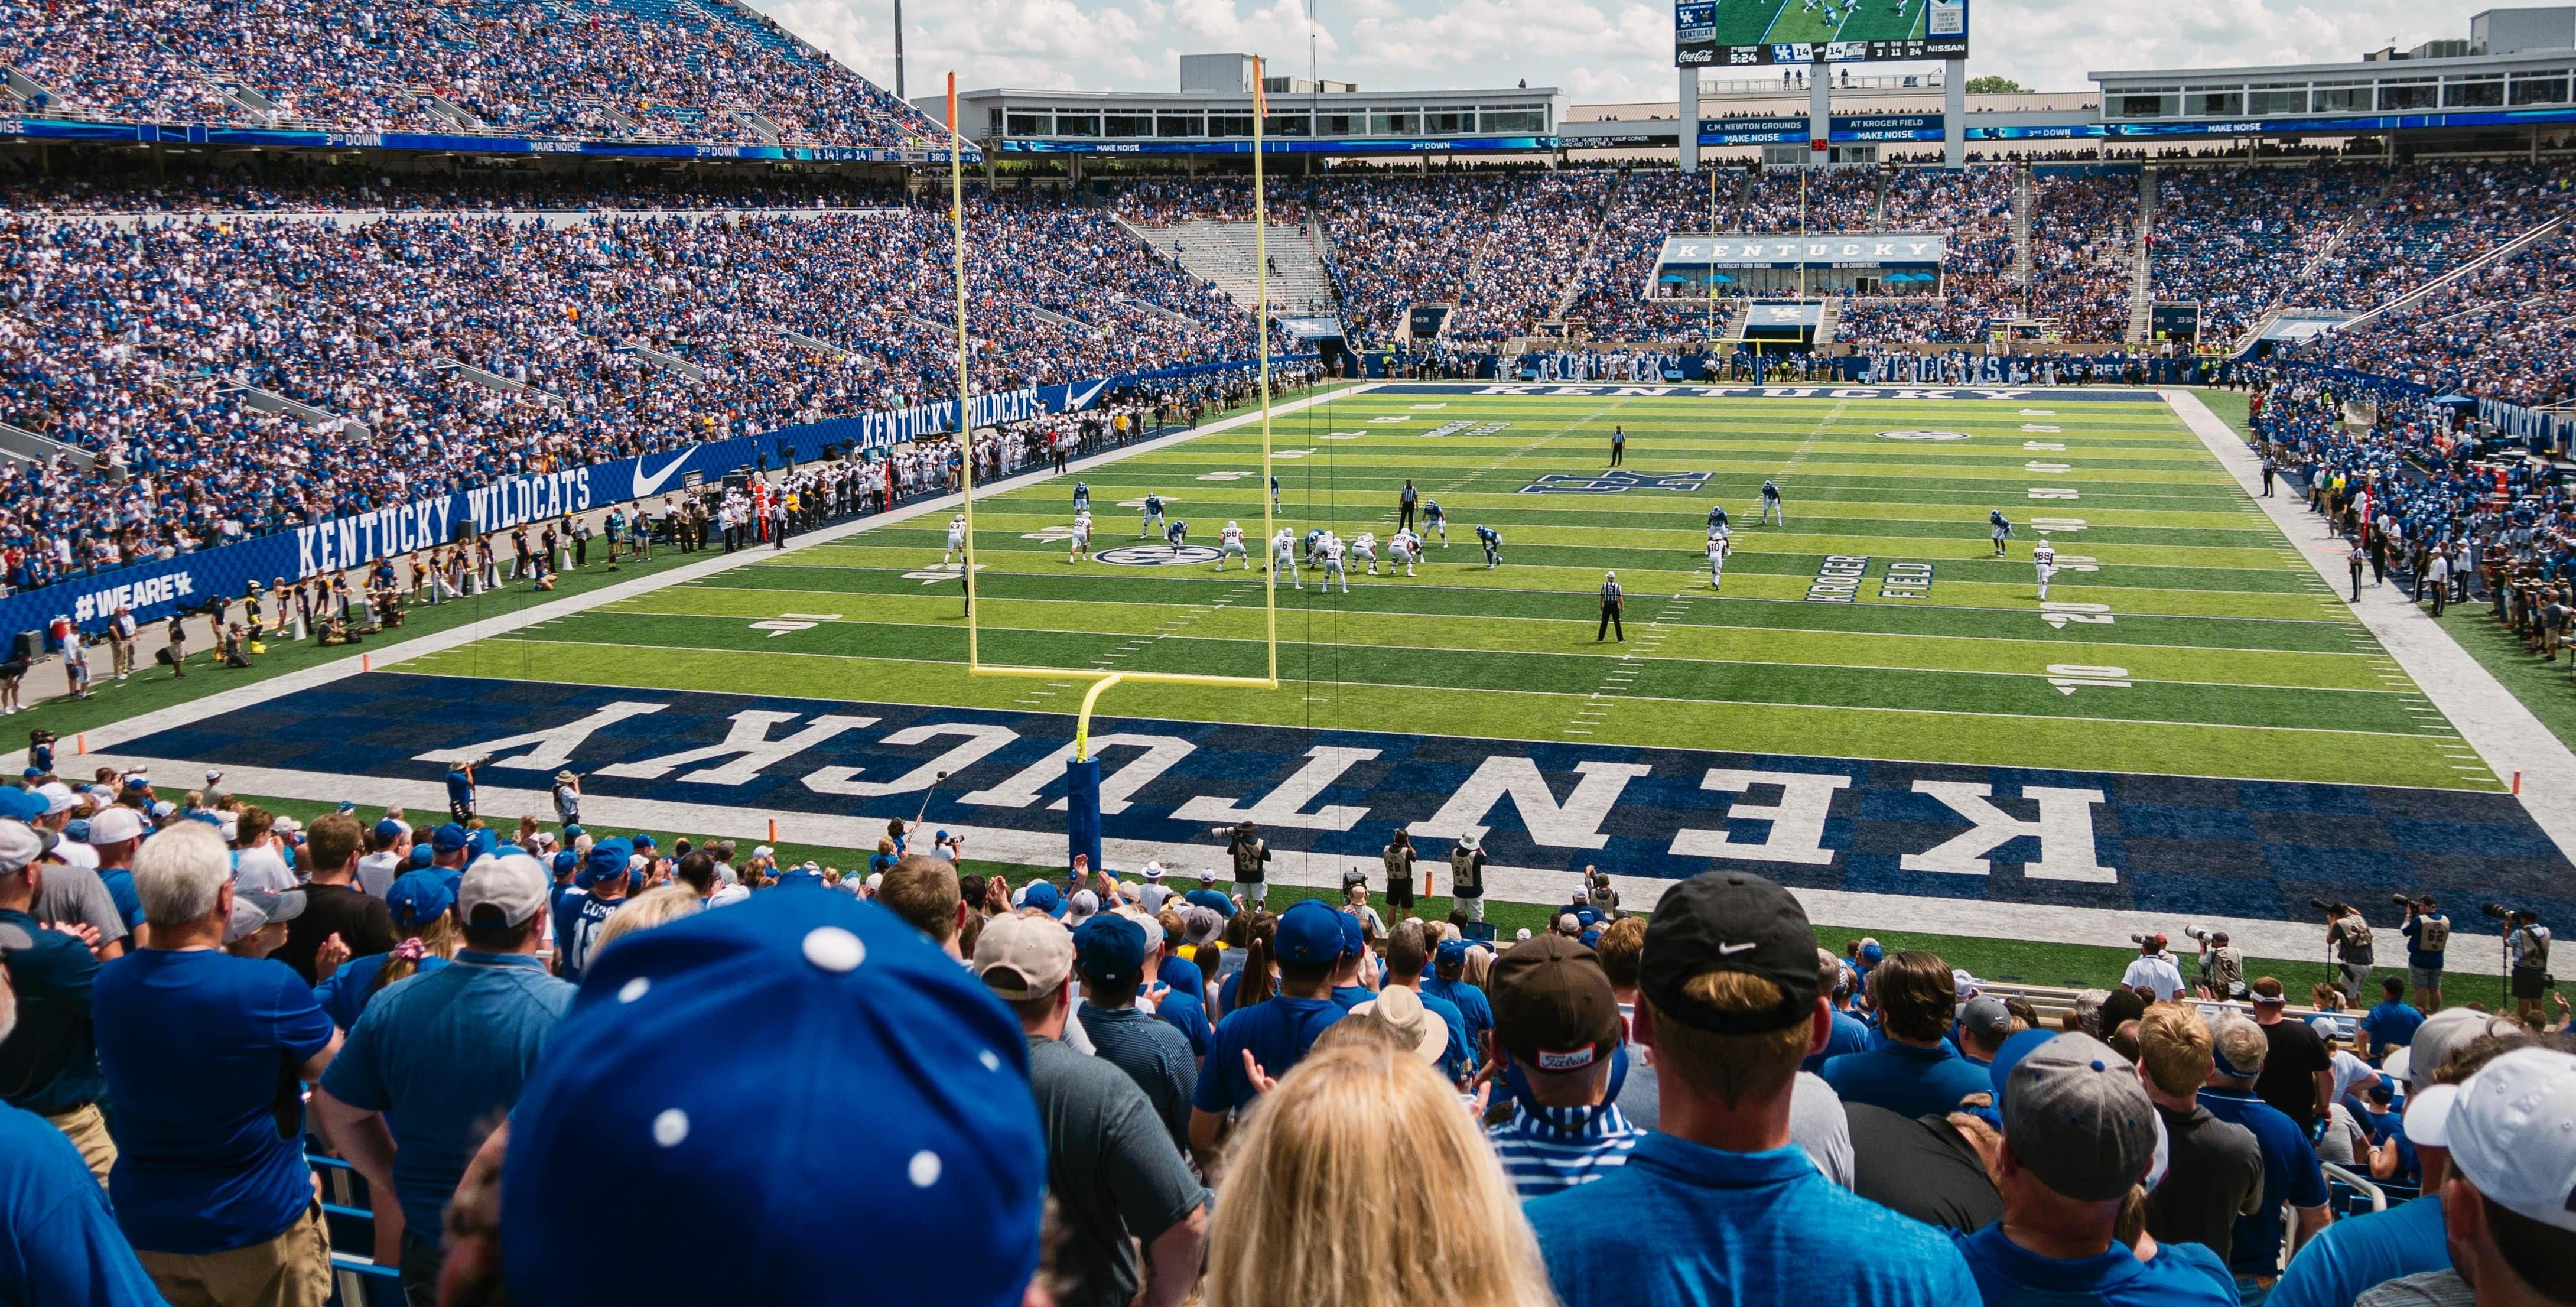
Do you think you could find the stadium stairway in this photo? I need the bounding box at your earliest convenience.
[1814,298,1839,345]
[1552,171,1626,323]
[2338,212,2572,332]
[1117,216,1338,316]
[2126,167,2157,345]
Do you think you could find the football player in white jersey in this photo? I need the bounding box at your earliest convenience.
[2033,538,2057,601]
[1217,521,1249,570]
[1320,534,1351,593]
[1388,528,1422,577]
[942,513,968,567]
[1068,511,1094,563]
[1352,531,1380,576]
[1270,526,1301,588]
[1708,528,1731,591]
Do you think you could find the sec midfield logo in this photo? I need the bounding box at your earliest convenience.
[1098,545,1222,567]
[1879,430,1972,442]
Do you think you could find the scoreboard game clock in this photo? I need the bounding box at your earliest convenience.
[1677,0,1966,66]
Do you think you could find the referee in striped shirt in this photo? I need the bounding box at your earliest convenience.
[1485,934,1641,1198]
[1598,571,1624,642]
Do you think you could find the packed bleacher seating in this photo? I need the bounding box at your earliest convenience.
[1,0,938,148]
[1,769,2567,1307]
[0,181,1276,589]
[1446,171,1612,340]
[2146,164,2380,341]
[1314,171,1511,344]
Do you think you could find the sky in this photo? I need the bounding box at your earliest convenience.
[747,0,2514,105]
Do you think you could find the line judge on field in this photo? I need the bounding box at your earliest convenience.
[1597,571,1624,643]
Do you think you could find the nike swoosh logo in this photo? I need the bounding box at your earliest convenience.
[1718,941,1758,955]
[1069,380,1108,411]
[630,451,693,498]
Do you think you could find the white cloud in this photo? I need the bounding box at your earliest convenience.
[748,0,2505,104]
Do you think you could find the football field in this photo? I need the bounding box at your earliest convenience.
[414,385,2480,791]
[93,383,2575,958]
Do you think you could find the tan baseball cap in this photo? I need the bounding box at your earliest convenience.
[972,913,1074,1002]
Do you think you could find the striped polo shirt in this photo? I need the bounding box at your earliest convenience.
[1488,1100,1642,1199]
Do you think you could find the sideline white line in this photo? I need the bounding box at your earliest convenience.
[2161,389,2575,859]
[17,384,1380,763]
[78,751,2464,972]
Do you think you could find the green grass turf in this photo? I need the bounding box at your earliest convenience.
[412,387,2490,790]
[232,791,2357,990]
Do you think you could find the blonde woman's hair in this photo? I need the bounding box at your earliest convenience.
[1205,1042,1554,1307]
[589,885,704,958]
[1461,945,1494,993]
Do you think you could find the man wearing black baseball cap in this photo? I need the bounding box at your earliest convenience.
[1525,873,1976,1306]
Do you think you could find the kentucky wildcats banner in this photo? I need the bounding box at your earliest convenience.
[3,384,1034,637]
[2476,395,2576,454]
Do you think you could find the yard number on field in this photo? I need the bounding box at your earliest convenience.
[750,612,841,637]
[2040,602,2113,629]
[2045,663,2131,694]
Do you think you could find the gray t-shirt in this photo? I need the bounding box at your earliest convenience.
[2356,1269,2475,1307]
[1026,1034,1206,1307]
[1076,1003,1199,1153]
[32,861,128,948]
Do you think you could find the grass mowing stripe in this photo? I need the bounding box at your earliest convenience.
[616,590,2406,692]
[692,566,2383,652]
[491,612,2435,736]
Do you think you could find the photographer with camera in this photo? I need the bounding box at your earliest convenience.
[2316,899,2375,1003]
[2496,905,2552,1025]
[2396,893,2448,1012]
[2190,926,2246,1000]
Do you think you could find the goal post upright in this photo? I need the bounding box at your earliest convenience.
[943,66,1282,874]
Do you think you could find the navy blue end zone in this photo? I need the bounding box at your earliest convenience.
[115,673,2572,937]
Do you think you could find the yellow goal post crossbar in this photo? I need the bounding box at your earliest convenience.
[942,69,1280,762]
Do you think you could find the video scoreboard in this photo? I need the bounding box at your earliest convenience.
[1677,0,1967,67]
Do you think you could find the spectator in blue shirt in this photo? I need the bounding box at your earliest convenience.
[0,967,167,1307]
[1805,946,1875,1072]
[1954,1031,2234,1306]
[1422,936,1494,1058]
[311,870,458,1031]
[313,853,573,1302]
[1378,924,1469,1085]
[0,821,113,1186]
[1819,950,1993,1119]
[90,821,340,1306]
[1188,898,1348,1168]
[1525,872,1977,1307]
[2357,977,2425,1064]
[443,758,478,824]
[2201,1012,2334,1293]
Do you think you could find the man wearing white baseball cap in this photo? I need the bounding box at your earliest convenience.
[2372,1045,2576,1307]
[2268,1010,2529,1307]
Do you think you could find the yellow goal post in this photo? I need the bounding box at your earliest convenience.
[943,68,1282,763]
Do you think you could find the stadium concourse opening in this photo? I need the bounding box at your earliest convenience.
[9,4,2576,1306]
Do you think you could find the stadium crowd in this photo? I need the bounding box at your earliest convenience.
[0,185,1281,593]
[0,0,935,148]
[2248,368,2576,668]
[0,781,2569,1307]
